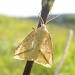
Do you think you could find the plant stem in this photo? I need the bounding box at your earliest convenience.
[23,0,51,75]
[54,30,73,75]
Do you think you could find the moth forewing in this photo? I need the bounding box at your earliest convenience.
[13,30,36,60]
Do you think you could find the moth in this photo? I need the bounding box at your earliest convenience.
[13,24,53,68]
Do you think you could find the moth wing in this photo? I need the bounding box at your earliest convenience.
[13,30,36,60]
[34,32,52,68]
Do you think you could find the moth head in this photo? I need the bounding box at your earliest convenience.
[41,24,48,32]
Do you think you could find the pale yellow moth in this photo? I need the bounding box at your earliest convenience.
[14,24,52,68]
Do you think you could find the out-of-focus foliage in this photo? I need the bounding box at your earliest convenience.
[0,16,75,75]
[48,14,75,24]
[42,0,55,9]
[49,0,55,9]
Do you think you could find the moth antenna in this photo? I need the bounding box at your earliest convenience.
[38,13,44,25]
[49,11,55,19]
[46,15,61,24]
[34,0,41,16]
[32,27,35,30]
[38,12,41,18]
[34,0,44,25]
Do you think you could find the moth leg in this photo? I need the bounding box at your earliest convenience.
[32,27,35,30]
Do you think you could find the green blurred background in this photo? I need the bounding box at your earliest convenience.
[0,15,75,75]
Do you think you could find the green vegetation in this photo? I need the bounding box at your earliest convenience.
[0,16,75,75]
